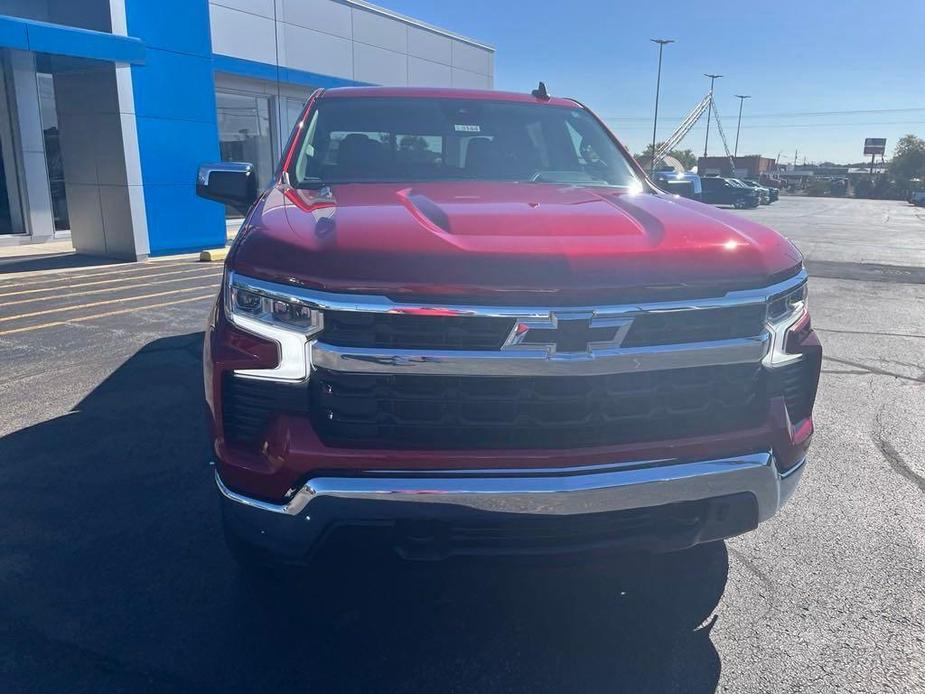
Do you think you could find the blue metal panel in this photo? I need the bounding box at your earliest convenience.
[212,54,279,83]
[123,0,210,57]
[212,54,370,89]
[125,0,224,255]
[0,13,145,63]
[135,117,222,186]
[0,16,28,50]
[143,184,226,256]
[132,48,217,122]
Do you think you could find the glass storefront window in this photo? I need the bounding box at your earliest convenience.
[216,90,274,191]
[37,72,69,231]
[285,97,306,136]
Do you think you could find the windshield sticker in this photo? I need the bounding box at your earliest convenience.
[454,124,481,132]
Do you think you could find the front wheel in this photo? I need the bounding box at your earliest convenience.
[733,199,748,209]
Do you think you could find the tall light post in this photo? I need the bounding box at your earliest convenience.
[649,38,674,174]
[703,73,722,157]
[733,94,750,158]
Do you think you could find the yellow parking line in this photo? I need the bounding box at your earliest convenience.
[0,266,221,298]
[1,270,222,307]
[0,285,218,323]
[0,260,200,289]
[0,294,216,337]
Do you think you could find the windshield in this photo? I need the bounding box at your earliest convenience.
[290,97,641,189]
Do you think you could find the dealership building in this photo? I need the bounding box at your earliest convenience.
[0,1,493,259]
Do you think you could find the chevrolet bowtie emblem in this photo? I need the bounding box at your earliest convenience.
[502,312,633,354]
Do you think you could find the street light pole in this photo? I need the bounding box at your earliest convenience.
[733,94,750,158]
[649,38,674,174]
[703,73,722,158]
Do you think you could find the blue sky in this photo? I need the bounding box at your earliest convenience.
[385,0,925,164]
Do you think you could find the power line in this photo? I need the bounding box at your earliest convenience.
[609,119,925,131]
[602,106,925,122]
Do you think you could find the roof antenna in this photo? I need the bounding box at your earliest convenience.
[531,81,550,100]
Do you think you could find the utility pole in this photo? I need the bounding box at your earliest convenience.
[703,74,722,157]
[733,94,750,158]
[649,39,674,174]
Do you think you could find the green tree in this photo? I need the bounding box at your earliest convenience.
[636,143,697,171]
[889,134,925,181]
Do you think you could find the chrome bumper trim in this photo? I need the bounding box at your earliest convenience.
[215,450,796,523]
[229,269,807,319]
[310,334,769,376]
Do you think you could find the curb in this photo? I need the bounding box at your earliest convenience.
[199,248,228,262]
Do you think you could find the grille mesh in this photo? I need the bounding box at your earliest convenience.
[622,305,766,347]
[311,363,767,450]
[319,304,767,351]
[776,357,817,423]
[321,312,514,350]
[222,374,306,444]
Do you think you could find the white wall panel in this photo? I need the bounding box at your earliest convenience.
[353,43,407,86]
[94,113,129,186]
[408,56,451,87]
[210,0,493,89]
[99,183,138,257]
[281,0,352,39]
[451,67,491,89]
[8,50,54,238]
[283,23,354,79]
[407,26,451,64]
[210,0,275,19]
[451,40,491,75]
[210,3,277,63]
[65,184,106,254]
[351,8,406,53]
[20,152,55,238]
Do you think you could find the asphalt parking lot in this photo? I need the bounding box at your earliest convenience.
[1,196,923,693]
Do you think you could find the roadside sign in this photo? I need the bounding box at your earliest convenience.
[864,138,886,156]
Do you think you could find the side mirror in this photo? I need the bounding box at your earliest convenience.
[196,162,259,214]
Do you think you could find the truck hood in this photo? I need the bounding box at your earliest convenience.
[231,181,802,303]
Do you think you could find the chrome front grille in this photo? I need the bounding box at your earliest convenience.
[223,268,808,450]
[621,304,767,347]
[319,304,767,351]
[321,311,515,350]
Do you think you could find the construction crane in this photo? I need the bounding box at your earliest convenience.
[652,91,737,175]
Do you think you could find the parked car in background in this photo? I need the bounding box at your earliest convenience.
[653,170,702,200]
[911,191,925,207]
[700,176,760,208]
[729,178,769,205]
[744,179,777,203]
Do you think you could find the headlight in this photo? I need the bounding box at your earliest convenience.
[230,286,322,333]
[226,276,323,380]
[764,282,808,367]
[767,283,807,322]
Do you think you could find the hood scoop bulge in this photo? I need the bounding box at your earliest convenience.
[396,188,452,234]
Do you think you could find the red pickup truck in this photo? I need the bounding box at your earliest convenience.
[197,86,820,568]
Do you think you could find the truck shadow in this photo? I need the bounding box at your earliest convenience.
[0,333,727,693]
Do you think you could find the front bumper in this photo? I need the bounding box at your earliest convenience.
[217,450,805,561]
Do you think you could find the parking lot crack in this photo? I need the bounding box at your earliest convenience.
[873,407,925,495]
[728,547,775,592]
[823,355,925,385]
